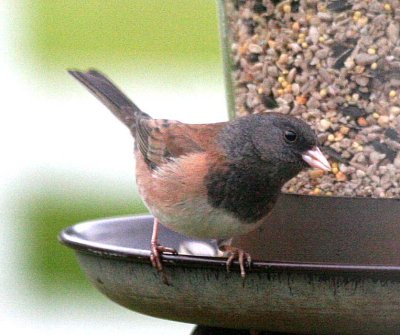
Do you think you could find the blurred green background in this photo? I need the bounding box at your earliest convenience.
[2,1,225,333]
[30,0,220,67]
[19,0,219,295]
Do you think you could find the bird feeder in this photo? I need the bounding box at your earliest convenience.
[60,1,400,334]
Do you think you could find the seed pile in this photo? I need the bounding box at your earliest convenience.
[224,0,400,197]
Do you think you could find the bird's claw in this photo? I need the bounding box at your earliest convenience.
[150,243,178,285]
[225,247,252,278]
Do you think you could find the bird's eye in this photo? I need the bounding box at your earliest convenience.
[284,130,297,143]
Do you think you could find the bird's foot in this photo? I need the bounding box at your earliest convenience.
[150,243,178,285]
[223,246,252,278]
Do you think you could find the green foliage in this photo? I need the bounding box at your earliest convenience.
[26,0,220,67]
[14,171,147,296]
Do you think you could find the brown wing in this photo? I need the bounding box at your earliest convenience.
[136,117,227,168]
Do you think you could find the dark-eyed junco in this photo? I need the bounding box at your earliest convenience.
[69,69,330,283]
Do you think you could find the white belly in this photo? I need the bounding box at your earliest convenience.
[148,197,264,239]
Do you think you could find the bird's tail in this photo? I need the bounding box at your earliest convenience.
[68,69,149,134]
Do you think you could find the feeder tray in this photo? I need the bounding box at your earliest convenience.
[59,193,400,335]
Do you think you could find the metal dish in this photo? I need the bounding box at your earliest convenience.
[59,193,400,335]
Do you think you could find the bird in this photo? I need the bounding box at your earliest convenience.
[68,69,331,284]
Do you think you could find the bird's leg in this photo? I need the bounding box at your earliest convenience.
[150,218,178,284]
[218,239,252,278]
[225,246,252,278]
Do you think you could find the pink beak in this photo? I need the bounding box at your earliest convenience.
[302,147,331,172]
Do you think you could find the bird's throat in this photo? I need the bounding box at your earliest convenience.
[205,163,281,223]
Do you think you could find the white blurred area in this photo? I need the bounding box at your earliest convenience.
[0,1,227,334]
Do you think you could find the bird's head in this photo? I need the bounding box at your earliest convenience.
[222,113,331,184]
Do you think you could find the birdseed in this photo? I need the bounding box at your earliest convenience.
[222,0,400,198]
